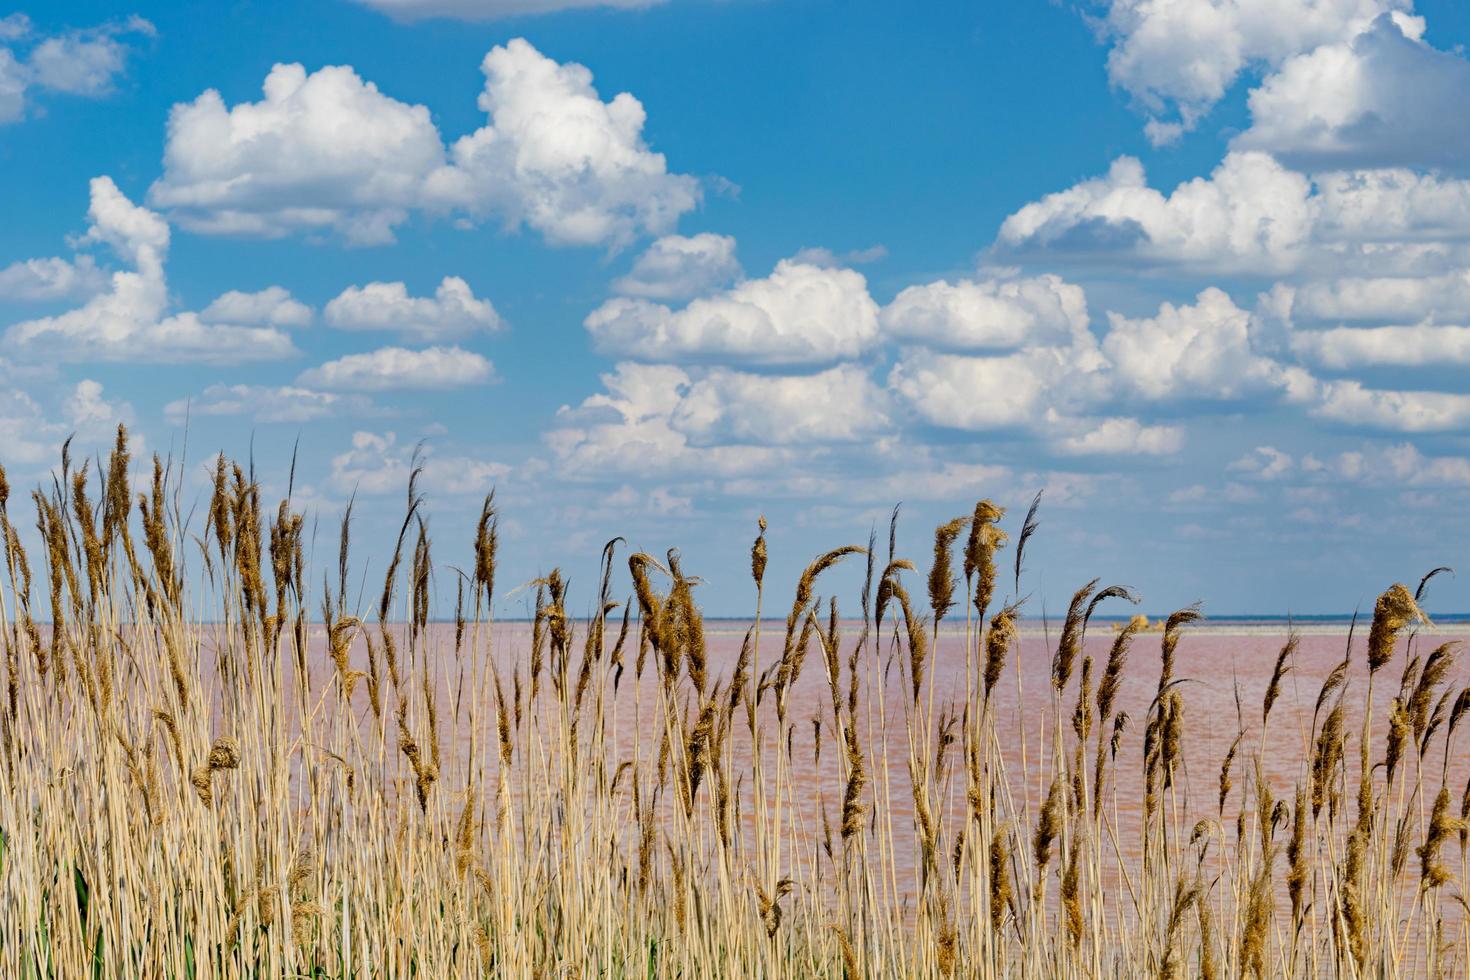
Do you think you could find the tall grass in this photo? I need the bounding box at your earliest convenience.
[0,428,1465,977]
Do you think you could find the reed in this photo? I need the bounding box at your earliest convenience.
[0,430,1464,977]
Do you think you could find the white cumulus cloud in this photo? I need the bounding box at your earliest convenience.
[887,341,1111,433]
[612,233,740,301]
[297,345,494,390]
[1292,323,1470,369]
[149,63,444,245]
[150,39,698,249]
[423,39,699,247]
[1098,0,1413,142]
[547,362,795,477]
[0,255,106,301]
[200,286,312,328]
[1313,380,1470,432]
[671,365,890,445]
[997,153,1314,274]
[1234,14,1470,173]
[331,430,510,495]
[1052,416,1184,456]
[585,257,880,365]
[4,177,296,363]
[324,276,503,341]
[0,15,154,125]
[1102,287,1311,401]
[881,273,1088,351]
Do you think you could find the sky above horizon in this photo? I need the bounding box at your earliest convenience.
[4,0,1470,619]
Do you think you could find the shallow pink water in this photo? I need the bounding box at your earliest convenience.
[297,619,1470,885]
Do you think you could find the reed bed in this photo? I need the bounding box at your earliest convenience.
[0,428,1467,977]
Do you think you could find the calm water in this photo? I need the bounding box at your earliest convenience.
[295,620,1470,871]
[261,616,1469,962]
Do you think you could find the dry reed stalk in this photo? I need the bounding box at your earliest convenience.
[4,432,1467,978]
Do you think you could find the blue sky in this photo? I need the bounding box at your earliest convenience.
[4,0,1470,619]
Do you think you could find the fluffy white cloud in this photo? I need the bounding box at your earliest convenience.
[1103,287,1312,401]
[547,362,794,477]
[423,39,699,247]
[586,258,880,365]
[601,483,693,517]
[297,345,494,390]
[1292,271,1470,323]
[1309,167,1470,251]
[1230,446,1296,479]
[164,384,375,423]
[0,255,105,301]
[149,63,444,245]
[881,285,1320,456]
[324,276,503,341]
[350,0,663,22]
[0,15,154,125]
[150,40,697,248]
[1052,416,1184,456]
[1234,15,1470,172]
[81,176,170,268]
[1292,323,1470,369]
[1311,441,1470,487]
[612,233,740,301]
[1313,380,1470,431]
[331,431,510,495]
[200,286,312,327]
[1099,0,1413,141]
[887,341,1110,432]
[999,151,1470,277]
[0,389,66,464]
[0,379,130,466]
[880,273,1088,351]
[671,365,890,445]
[64,379,131,433]
[997,153,1313,274]
[4,178,296,363]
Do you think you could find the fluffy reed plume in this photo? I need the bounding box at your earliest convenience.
[898,583,928,704]
[751,515,768,588]
[1411,642,1458,742]
[1367,583,1424,673]
[1418,786,1463,889]
[1262,632,1296,726]
[1160,877,1199,980]
[1052,578,1097,692]
[1158,603,1201,695]
[1311,699,1346,819]
[963,499,1006,621]
[1218,731,1242,816]
[982,601,1019,701]
[6,434,1470,979]
[1061,835,1083,947]
[1198,890,1219,980]
[473,491,498,608]
[1240,858,1273,978]
[190,735,240,806]
[1012,490,1041,594]
[1033,773,1061,875]
[1287,787,1309,925]
[927,515,968,627]
[839,719,867,842]
[989,825,1014,934]
[832,923,860,979]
